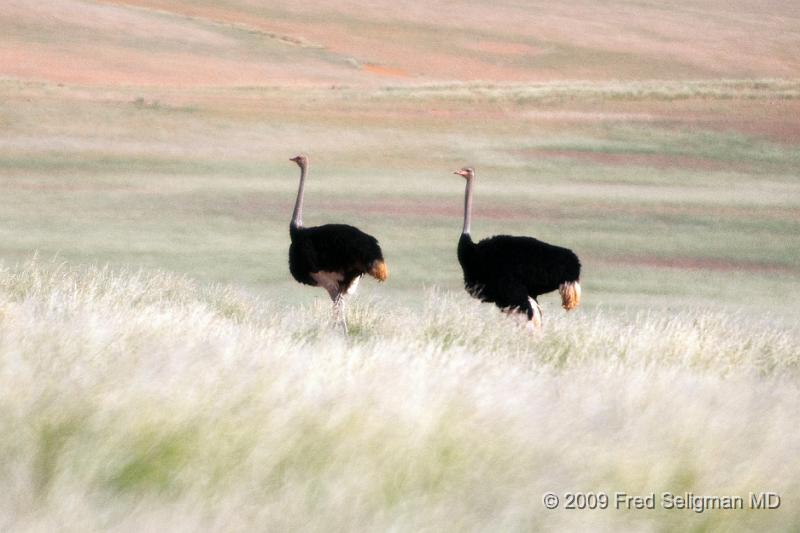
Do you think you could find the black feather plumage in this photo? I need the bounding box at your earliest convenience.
[458,233,580,316]
[289,223,385,293]
[454,167,581,323]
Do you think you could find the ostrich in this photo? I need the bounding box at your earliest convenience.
[453,167,581,328]
[288,154,388,333]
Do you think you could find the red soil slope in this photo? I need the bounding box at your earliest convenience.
[1,0,798,87]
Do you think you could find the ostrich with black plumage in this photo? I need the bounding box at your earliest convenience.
[288,154,388,333]
[453,167,581,328]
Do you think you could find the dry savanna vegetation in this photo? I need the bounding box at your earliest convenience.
[1,1,799,531]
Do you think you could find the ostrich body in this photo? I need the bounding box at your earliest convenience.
[454,167,581,327]
[288,155,388,333]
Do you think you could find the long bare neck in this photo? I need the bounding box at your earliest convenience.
[291,161,307,229]
[462,177,473,235]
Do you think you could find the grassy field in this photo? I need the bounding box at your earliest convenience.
[1,79,799,317]
[1,261,799,532]
[1,0,800,531]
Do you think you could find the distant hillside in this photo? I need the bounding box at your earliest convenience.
[1,0,798,87]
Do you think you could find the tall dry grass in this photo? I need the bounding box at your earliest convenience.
[1,260,798,532]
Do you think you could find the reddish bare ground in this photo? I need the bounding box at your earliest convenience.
[523,149,742,172]
[314,199,551,221]
[0,42,329,88]
[465,41,546,57]
[0,179,136,192]
[594,203,800,222]
[3,0,799,87]
[694,118,800,145]
[603,254,797,275]
[362,64,410,78]
[0,0,369,87]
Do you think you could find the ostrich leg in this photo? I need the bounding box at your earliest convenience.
[335,295,349,335]
[527,297,543,330]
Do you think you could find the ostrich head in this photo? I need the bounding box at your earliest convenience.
[454,167,475,179]
[290,154,308,167]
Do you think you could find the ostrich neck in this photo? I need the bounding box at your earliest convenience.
[462,177,474,235]
[457,231,476,269]
[291,163,307,229]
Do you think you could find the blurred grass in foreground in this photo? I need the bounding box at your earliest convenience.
[1,260,798,532]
